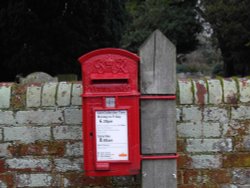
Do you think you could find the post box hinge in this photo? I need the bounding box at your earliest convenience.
[140,153,179,160]
[140,95,176,100]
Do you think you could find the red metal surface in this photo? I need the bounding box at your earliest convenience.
[78,48,141,176]
[141,153,179,160]
[140,95,176,100]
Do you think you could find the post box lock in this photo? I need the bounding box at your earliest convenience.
[78,48,140,176]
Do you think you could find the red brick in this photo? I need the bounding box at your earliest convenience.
[183,169,200,184]
[202,169,231,184]
[8,141,65,157]
[0,173,14,187]
[177,139,186,152]
[0,160,5,173]
[177,170,183,185]
[177,154,192,169]
[64,172,110,187]
[199,184,220,188]
[223,153,250,167]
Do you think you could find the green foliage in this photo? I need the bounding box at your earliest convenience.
[200,0,250,76]
[122,0,202,53]
[0,0,127,81]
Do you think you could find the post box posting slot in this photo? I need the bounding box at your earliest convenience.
[78,48,140,176]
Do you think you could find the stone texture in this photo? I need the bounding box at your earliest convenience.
[176,107,181,121]
[71,83,82,106]
[42,82,57,106]
[57,82,72,106]
[232,169,250,184]
[16,174,55,187]
[182,106,202,122]
[16,110,64,124]
[0,111,15,125]
[1,79,250,187]
[0,84,11,108]
[65,142,83,157]
[178,80,193,104]
[239,78,250,103]
[191,155,221,169]
[186,139,232,152]
[207,79,223,104]
[26,85,41,107]
[53,126,82,140]
[0,129,2,141]
[177,122,221,138]
[223,79,238,103]
[54,158,83,172]
[4,126,51,143]
[203,107,229,123]
[231,106,250,120]
[6,158,51,171]
[64,108,82,124]
[0,143,12,157]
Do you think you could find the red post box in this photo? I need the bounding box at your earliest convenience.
[78,48,140,176]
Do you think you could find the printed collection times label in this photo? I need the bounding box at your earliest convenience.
[95,110,128,161]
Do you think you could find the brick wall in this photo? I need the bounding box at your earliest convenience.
[177,78,250,188]
[0,78,249,187]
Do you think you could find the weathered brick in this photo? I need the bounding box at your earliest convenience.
[53,126,82,140]
[191,155,222,169]
[231,106,250,120]
[183,169,200,184]
[111,176,140,187]
[221,184,237,188]
[0,160,5,173]
[63,172,110,187]
[71,83,82,106]
[243,135,250,151]
[178,80,193,104]
[0,111,15,125]
[42,82,57,106]
[0,174,14,188]
[193,80,208,105]
[182,106,202,121]
[187,139,232,152]
[0,129,3,141]
[54,158,83,172]
[26,85,41,107]
[4,126,51,143]
[177,155,192,169]
[16,174,57,187]
[203,169,231,184]
[177,122,221,138]
[203,107,229,123]
[176,107,181,121]
[224,120,250,137]
[6,158,51,171]
[64,108,82,124]
[65,141,83,157]
[8,141,65,157]
[16,110,63,124]
[207,79,223,104]
[0,180,7,188]
[177,139,186,152]
[232,169,250,184]
[223,153,250,167]
[239,78,250,103]
[223,78,238,104]
[57,82,72,106]
[0,143,12,157]
[0,84,12,108]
